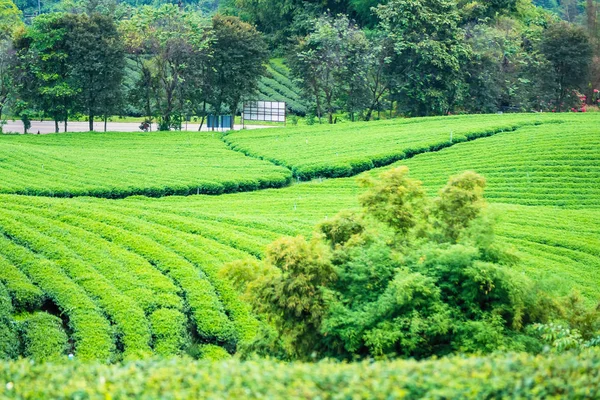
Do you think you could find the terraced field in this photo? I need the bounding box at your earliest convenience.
[225,113,594,179]
[258,59,308,115]
[397,120,600,207]
[0,131,291,198]
[1,113,599,362]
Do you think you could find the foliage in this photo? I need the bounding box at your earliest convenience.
[0,351,599,398]
[289,14,370,123]
[230,166,560,359]
[120,5,211,130]
[18,312,68,361]
[206,14,269,115]
[541,21,593,111]
[375,0,470,116]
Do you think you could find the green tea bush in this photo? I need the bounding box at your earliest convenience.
[0,283,18,359]
[0,255,44,312]
[18,312,68,361]
[0,131,292,199]
[1,351,600,398]
[149,309,188,356]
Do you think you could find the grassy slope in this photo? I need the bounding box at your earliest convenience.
[0,113,598,361]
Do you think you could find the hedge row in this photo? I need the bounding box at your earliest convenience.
[0,235,114,361]
[5,176,293,199]
[0,255,44,312]
[1,351,599,398]
[0,211,153,358]
[0,283,18,359]
[18,312,68,361]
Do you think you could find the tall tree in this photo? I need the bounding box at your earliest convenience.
[290,15,368,123]
[120,5,212,130]
[65,14,125,131]
[541,21,592,110]
[207,14,268,117]
[375,0,470,116]
[14,13,78,133]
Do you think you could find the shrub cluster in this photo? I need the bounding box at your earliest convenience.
[224,167,598,360]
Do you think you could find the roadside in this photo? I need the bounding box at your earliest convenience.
[1,120,276,134]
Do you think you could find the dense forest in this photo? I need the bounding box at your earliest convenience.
[0,0,598,131]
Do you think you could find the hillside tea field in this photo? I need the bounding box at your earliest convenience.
[0,131,292,198]
[224,113,598,180]
[0,113,599,393]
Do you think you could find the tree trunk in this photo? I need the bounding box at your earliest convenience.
[64,117,67,133]
[55,119,59,133]
[89,112,94,131]
[104,116,108,132]
[198,101,206,131]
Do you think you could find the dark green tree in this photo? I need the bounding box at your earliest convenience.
[14,13,78,133]
[65,13,124,131]
[375,0,470,116]
[207,14,268,117]
[541,21,593,110]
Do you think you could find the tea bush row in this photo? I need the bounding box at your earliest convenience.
[225,113,583,180]
[0,131,292,199]
[1,351,599,398]
[398,120,600,207]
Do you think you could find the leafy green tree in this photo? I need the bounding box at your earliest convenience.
[541,21,593,110]
[207,14,268,117]
[375,0,470,116]
[230,167,557,360]
[120,5,211,130]
[290,15,369,123]
[65,14,124,131]
[14,13,78,133]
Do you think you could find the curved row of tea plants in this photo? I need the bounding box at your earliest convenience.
[396,120,600,207]
[224,113,598,180]
[258,59,308,115]
[0,193,295,360]
[2,350,600,399]
[0,131,292,199]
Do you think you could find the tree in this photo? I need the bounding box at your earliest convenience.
[541,21,593,110]
[228,167,554,360]
[120,5,211,130]
[65,14,125,131]
[14,13,78,133]
[207,14,268,118]
[375,0,470,116]
[290,15,368,123]
[0,0,22,124]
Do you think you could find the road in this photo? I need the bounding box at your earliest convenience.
[2,120,273,134]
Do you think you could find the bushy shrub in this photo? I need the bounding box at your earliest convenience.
[228,168,566,360]
[0,283,18,359]
[19,312,68,361]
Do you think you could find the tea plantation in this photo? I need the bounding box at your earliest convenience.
[0,113,599,397]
